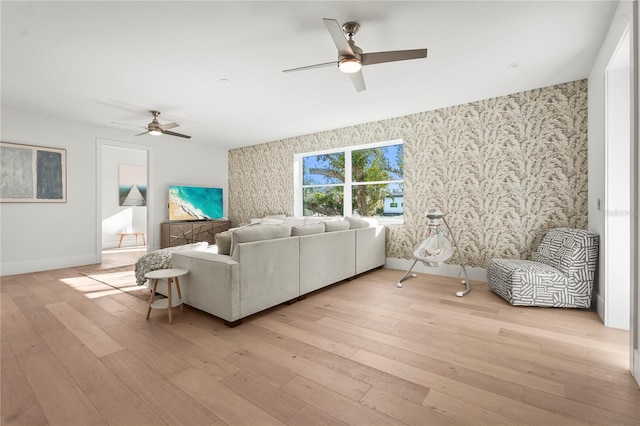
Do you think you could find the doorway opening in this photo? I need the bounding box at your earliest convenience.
[97,140,152,267]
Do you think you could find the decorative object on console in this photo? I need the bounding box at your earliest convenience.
[0,142,66,203]
[486,228,599,308]
[397,209,471,297]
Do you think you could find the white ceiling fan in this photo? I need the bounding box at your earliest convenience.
[283,18,428,92]
[112,110,191,139]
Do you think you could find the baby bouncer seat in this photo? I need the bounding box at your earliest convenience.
[397,209,471,297]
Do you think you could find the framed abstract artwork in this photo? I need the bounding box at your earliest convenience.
[0,142,67,203]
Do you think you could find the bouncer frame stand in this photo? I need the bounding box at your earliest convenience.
[397,209,471,297]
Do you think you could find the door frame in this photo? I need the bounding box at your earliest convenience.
[96,138,154,262]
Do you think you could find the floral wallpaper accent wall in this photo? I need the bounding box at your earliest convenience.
[229,80,588,268]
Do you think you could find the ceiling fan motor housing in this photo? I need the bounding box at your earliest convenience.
[339,39,363,73]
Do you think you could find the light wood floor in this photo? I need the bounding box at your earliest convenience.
[2,252,639,425]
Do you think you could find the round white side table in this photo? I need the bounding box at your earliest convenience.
[145,268,188,324]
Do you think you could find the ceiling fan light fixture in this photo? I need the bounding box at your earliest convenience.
[148,129,162,136]
[338,57,362,74]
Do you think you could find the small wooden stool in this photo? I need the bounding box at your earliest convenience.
[145,268,188,324]
[118,232,146,248]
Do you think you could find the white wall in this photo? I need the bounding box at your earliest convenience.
[0,109,228,275]
[101,145,147,249]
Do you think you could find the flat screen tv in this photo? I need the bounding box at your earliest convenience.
[168,185,223,221]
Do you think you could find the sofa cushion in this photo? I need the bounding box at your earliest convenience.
[324,220,350,232]
[346,216,370,229]
[250,216,285,225]
[291,223,325,236]
[214,230,233,255]
[231,223,292,256]
[260,217,285,225]
[305,216,336,224]
[265,214,287,220]
[284,216,306,226]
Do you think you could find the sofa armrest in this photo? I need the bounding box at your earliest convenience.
[355,225,386,274]
[171,251,241,322]
[233,236,300,318]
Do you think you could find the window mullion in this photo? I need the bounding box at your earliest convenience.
[344,149,352,217]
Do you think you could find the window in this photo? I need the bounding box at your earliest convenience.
[294,140,403,220]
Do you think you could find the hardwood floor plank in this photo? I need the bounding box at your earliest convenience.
[360,386,466,426]
[163,316,241,357]
[100,349,223,425]
[175,339,241,381]
[19,344,104,425]
[170,366,283,425]
[45,301,124,357]
[238,316,430,405]
[351,349,525,401]
[1,296,43,355]
[11,294,66,336]
[22,279,64,305]
[563,383,640,421]
[219,369,306,423]
[286,404,348,426]
[224,348,296,387]
[0,332,48,426]
[252,316,359,358]
[523,387,640,425]
[281,375,402,426]
[84,378,165,426]
[91,295,149,328]
[321,317,565,398]
[422,389,530,426]
[102,322,193,378]
[224,323,372,401]
[40,328,117,392]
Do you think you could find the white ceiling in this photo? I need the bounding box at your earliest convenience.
[2,1,618,149]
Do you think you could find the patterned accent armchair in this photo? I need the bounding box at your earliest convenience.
[486,228,599,308]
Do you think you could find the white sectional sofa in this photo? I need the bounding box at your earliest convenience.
[160,218,385,326]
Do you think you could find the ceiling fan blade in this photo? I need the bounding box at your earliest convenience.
[111,121,147,130]
[162,130,191,139]
[283,61,337,73]
[361,48,428,66]
[134,131,149,136]
[159,122,179,130]
[348,70,366,92]
[323,18,354,56]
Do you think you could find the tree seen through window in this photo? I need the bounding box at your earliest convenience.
[301,142,403,217]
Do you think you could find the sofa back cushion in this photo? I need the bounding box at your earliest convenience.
[231,223,291,256]
[324,220,350,232]
[291,223,325,236]
[346,216,370,229]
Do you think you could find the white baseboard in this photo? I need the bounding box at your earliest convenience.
[634,349,640,387]
[384,257,487,281]
[0,254,99,276]
[597,292,605,324]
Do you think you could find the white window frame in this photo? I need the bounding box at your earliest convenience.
[293,139,404,223]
